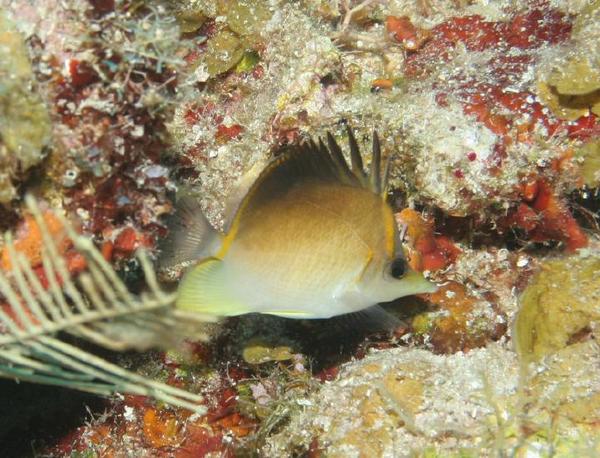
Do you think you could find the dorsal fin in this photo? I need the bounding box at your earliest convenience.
[227,128,388,238]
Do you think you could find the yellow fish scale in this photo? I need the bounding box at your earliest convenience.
[219,182,395,312]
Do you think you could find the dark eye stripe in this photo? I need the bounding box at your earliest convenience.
[391,258,406,279]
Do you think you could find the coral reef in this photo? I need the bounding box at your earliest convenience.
[263,339,600,457]
[0,11,51,205]
[514,252,600,362]
[0,0,599,456]
[2,0,199,253]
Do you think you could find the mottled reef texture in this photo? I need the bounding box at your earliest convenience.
[0,0,599,456]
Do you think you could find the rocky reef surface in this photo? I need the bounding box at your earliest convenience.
[0,0,599,456]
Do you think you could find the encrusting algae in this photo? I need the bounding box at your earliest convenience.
[0,10,51,205]
[537,0,600,121]
[161,128,436,320]
[514,253,600,363]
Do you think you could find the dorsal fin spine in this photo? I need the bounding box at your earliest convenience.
[370,130,382,194]
[346,125,368,187]
[326,132,356,185]
[381,155,391,197]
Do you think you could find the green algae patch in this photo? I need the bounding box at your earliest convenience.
[537,0,600,120]
[546,57,600,97]
[412,312,434,335]
[0,11,51,204]
[222,0,272,38]
[515,255,600,363]
[537,58,600,121]
[235,50,260,73]
[576,139,600,187]
[204,29,245,76]
[175,9,207,34]
[242,339,295,364]
[186,0,271,78]
[573,0,600,36]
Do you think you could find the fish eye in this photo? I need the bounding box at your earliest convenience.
[390,257,406,279]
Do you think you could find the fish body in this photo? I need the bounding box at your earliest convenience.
[161,128,436,320]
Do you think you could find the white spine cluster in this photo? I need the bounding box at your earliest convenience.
[0,195,205,413]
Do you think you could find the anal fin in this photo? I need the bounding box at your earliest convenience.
[337,305,403,333]
[262,310,314,318]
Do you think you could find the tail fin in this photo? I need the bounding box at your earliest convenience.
[176,258,249,318]
[159,192,221,271]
